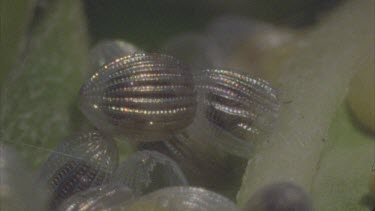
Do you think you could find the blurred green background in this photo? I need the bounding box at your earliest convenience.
[83,0,342,50]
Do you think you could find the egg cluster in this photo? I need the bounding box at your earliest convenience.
[28,39,284,210]
[0,34,318,210]
[0,30,306,209]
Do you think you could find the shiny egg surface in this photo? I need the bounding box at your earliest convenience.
[80,53,197,141]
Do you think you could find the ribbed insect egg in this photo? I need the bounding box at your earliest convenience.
[140,69,278,190]
[79,53,197,141]
[107,186,238,211]
[189,68,279,158]
[88,40,141,74]
[38,130,118,209]
[110,150,188,196]
[57,184,134,211]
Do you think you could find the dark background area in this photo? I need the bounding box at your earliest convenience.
[83,0,342,50]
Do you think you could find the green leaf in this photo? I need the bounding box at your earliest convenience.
[0,0,36,82]
[1,0,89,168]
[237,0,374,208]
[311,104,374,210]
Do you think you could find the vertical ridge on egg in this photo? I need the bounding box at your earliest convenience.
[110,150,188,196]
[139,68,278,191]
[196,69,279,134]
[79,53,197,141]
[190,68,280,157]
[38,130,118,209]
[49,160,106,209]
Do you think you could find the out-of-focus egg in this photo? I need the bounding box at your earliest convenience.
[207,16,294,53]
[110,150,188,196]
[57,184,134,211]
[161,16,296,83]
[139,134,243,191]
[161,33,226,70]
[38,130,118,209]
[79,53,197,142]
[243,182,313,211]
[108,186,238,211]
[346,54,375,133]
[206,16,296,81]
[88,39,141,74]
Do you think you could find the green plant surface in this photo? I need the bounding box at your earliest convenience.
[0,0,89,168]
[1,1,373,210]
[0,0,36,82]
[311,104,374,210]
[237,0,374,208]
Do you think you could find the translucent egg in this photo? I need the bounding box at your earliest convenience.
[206,16,294,55]
[190,68,279,158]
[38,130,119,209]
[79,53,197,142]
[57,184,134,211]
[206,16,296,74]
[140,69,278,190]
[139,135,240,190]
[88,40,141,74]
[110,150,188,196]
[161,33,226,70]
[109,186,238,211]
[161,16,295,77]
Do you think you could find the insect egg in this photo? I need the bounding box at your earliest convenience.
[79,53,197,142]
[139,134,237,190]
[243,182,313,211]
[38,130,118,209]
[49,160,106,209]
[88,39,141,74]
[57,184,134,211]
[139,68,279,190]
[107,186,238,211]
[161,33,226,70]
[187,68,280,158]
[110,150,188,196]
